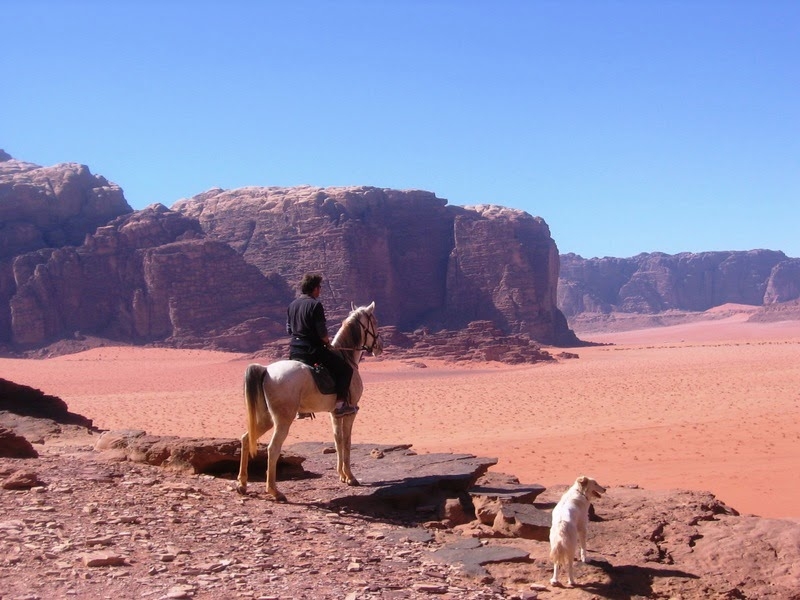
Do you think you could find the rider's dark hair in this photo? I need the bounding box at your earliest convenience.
[300,273,323,295]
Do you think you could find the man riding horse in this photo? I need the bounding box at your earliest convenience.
[286,273,355,418]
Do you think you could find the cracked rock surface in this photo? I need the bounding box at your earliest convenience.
[1,421,799,599]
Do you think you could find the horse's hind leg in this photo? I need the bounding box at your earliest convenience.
[236,418,272,495]
[236,432,252,494]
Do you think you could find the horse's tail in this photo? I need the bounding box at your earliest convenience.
[244,363,268,458]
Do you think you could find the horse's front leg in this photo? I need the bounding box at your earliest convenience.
[265,422,291,502]
[331,414,359,486]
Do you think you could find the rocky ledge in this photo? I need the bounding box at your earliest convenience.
[1,381,799,599]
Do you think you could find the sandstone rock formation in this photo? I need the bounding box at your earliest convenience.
[0,153,131,344]
[2,154,577,355]
[559,250,800,320]
[173,186,577,345]
[6,204,292,350]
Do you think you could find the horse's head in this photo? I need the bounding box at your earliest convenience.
[350,301,383,356]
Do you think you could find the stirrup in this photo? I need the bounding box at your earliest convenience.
[296,412,315,420]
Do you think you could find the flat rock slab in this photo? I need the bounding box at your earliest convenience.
[429,537,530,577]
[381,528,436,544]
[470,471,546,503]
[288,442,498,509]
[93,434,500,516]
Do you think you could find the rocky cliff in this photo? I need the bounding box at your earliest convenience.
[0,153,132,344]
[1,154,577,353]
[172,187,574,344]
[558,250,800,319]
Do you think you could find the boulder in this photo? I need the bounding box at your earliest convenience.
[2,469,44,489]
[0,426,38,458]
[0,378,94,427]
[491,502,552,540]
[93,429,305,475]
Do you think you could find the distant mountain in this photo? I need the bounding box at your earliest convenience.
[558,251,800,331]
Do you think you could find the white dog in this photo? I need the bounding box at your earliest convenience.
[549,475,606,587]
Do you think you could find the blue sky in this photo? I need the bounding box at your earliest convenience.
[4,1,798,258]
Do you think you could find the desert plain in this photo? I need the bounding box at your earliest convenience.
[2,307,798,521]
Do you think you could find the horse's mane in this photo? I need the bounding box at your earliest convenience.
[331,305,368,349]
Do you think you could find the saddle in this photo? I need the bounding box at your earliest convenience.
[308,363,337,395]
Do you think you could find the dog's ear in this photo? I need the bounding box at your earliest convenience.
[577,476,589,491]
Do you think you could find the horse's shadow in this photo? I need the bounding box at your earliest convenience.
[237,466,476,525]
[316,475,478,525]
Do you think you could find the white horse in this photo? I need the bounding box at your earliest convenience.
[236,302,382,501]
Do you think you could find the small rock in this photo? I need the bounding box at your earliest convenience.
[2,470,45,490]
[412,582,449,594]
[82,552,127,567]
[164,583,196,599]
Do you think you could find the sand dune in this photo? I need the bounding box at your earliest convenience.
[2,314,799,519]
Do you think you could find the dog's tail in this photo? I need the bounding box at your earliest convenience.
[550,521,576,565]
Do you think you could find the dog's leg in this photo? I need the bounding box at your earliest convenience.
[566,557,575,587]
[579,525,588,562]
[550,562,560,586]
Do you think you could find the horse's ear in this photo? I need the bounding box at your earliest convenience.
[351,301,356,312]
[367,301,375,313]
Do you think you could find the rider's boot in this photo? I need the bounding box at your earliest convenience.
[332,395,356,418]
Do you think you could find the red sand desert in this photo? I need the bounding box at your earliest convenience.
[2,310,798,520]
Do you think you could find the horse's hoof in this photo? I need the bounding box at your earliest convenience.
[235,483,247,495]
[347,478,360,487]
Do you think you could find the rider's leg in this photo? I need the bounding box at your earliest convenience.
[318,348,355,417]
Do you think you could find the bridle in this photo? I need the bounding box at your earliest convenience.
[336,312,381,354]
[357,313,381,354]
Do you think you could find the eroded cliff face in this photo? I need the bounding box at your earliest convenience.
[0,155,132,342]
[172,186,575,344]
[2,155,575,351]
[6,205,291,351]
[558,250,800,318]
[446,205,566,343]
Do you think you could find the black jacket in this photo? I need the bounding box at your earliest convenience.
[286,294,328,351]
